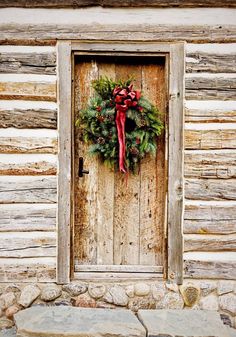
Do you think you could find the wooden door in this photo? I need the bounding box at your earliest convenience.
[73,56,167,273]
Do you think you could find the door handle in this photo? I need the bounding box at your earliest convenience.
[78,157,89,177]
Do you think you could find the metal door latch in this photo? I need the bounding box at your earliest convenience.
[78,157,89,177]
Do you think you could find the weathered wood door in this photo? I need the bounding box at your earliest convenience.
[73,55,167,274]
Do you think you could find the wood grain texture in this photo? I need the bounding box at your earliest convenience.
[0,51,56,75]
[185,129,236,149]
[1,0,236,7]
[0,175,57,203]
[185,178,236,201]
[185,74,236,100]
[0,154,57,175]
[185,150,236,179]
[0,257,56,282]
[184,234,236,252]
[185,101,236,123]
[57,41,72,284]
[0,129,57,154]
[0,103,57,129]
[74,265,163,272]
[0,203,56,232]
[0,232,56,257]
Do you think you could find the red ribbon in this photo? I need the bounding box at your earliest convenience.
[113,85,141,173]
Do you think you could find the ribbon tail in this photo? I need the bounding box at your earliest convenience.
[116,110,126,173]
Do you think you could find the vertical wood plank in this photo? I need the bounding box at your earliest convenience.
[96,62,115,265]
[57,41,72,284]
[113,62,141,265]
[168,43,185,284]
[139,62,166,266]
[74,59,99,265]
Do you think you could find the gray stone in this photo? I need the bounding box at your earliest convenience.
[15,307,146,337]
[138,309,230,337]
[62,282,87,297]
[199,293,218,310]
[128,297,156,312]
[0,318,14,330]
[219,293,236,315]
[134,283,150,297]
[151,283,165,302]
[200,280,217,297]
[179,283,200,307]
[228,327,236,337]
[104,286,128,307]
[125,285,135,298]
[5,285,21,294]
[0,328,16,337]
[88,284,106,299]
[158,292,184,309]
[18,285,40,308]
[0,293,16,309]
[166,282,179,293]
[218,281,235,296]
[41,285,61,302]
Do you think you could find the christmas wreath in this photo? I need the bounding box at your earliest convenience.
[76,77,163,174]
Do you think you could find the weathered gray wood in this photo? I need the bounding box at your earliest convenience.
[185,150,236,178]
[74,271,163,281]
[184,234,236,252]
[185,101,236,123]
[0,51,56,74]
[0,175,57,203]
[184,202,236,234]
[0,232,56,257]
[185,129,236,149]
[0,203,56,232]
[185,178,236,200]
[0,154,57,175]
[0,257,56,282]
[186,53,236,73]
[75,265,163,273]
[186,74,236,100]
[0,1,236,7]
[0,107,57,129]
[168,43,184,284]
[57,41,71,284]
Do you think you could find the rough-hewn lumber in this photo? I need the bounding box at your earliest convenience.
[184,252,236,279]
[0,129,57,154]
[0,154,57,175]
[185,150,236,178]
[0,257,56,282]
[184,234,236,252]
[185,178,236,200]
[0,232,56,258]
[0,203,56,232]
[185,101,236,123]
[0,48,56,74]
[184,202,236,234]
[185,125,236,149]
[186,44,236,73]
[0,0,236,7]
[0,74,56,101]
[0,175,57,203]
[185,74,236,100]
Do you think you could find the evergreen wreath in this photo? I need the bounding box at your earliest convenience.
[76,77,163,174]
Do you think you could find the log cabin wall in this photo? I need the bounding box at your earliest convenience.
[0,5,236,326]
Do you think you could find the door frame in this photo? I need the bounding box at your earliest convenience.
[57,41,185,285]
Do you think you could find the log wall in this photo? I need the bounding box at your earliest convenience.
[0,7,236,283]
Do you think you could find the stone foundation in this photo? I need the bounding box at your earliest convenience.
[0,279,235,330]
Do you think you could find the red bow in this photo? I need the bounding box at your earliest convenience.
[113,84,141,173]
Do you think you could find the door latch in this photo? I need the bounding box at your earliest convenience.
[78,157,89,177]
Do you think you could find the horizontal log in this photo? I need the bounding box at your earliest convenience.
[186,44,236,73]
[75,265,163,273]
[0,129,57,154]
[0,232,56,257]
[0,175,57,203]
[0,257,56,282]
[185,74,236,100]
[185,150,236,178]
[185,178,236,200]
[0,154,57,175]
[185,101,236,123]
[0,100,57,129]
[0,203,56,232]
[0,48,56,75]
[0,74,56,101]
[184,234,236,252]
[0,0,236,7]
[184,201,236,234]
[184,252,236,279]
[185,126,236,149]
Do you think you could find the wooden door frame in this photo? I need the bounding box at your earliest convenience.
[57,41,185,285]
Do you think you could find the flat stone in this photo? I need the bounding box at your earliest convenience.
[219,293,236,315]
[40,285,61,302]
[218,281,235,296]
[62,283,87,297]
[104,286,128,306]
[18,285,40,308]
[15,307,146,337]
[228,327,236,337]
[0,328,16,337]
[138,309,230,337]
[199,293,218,310]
